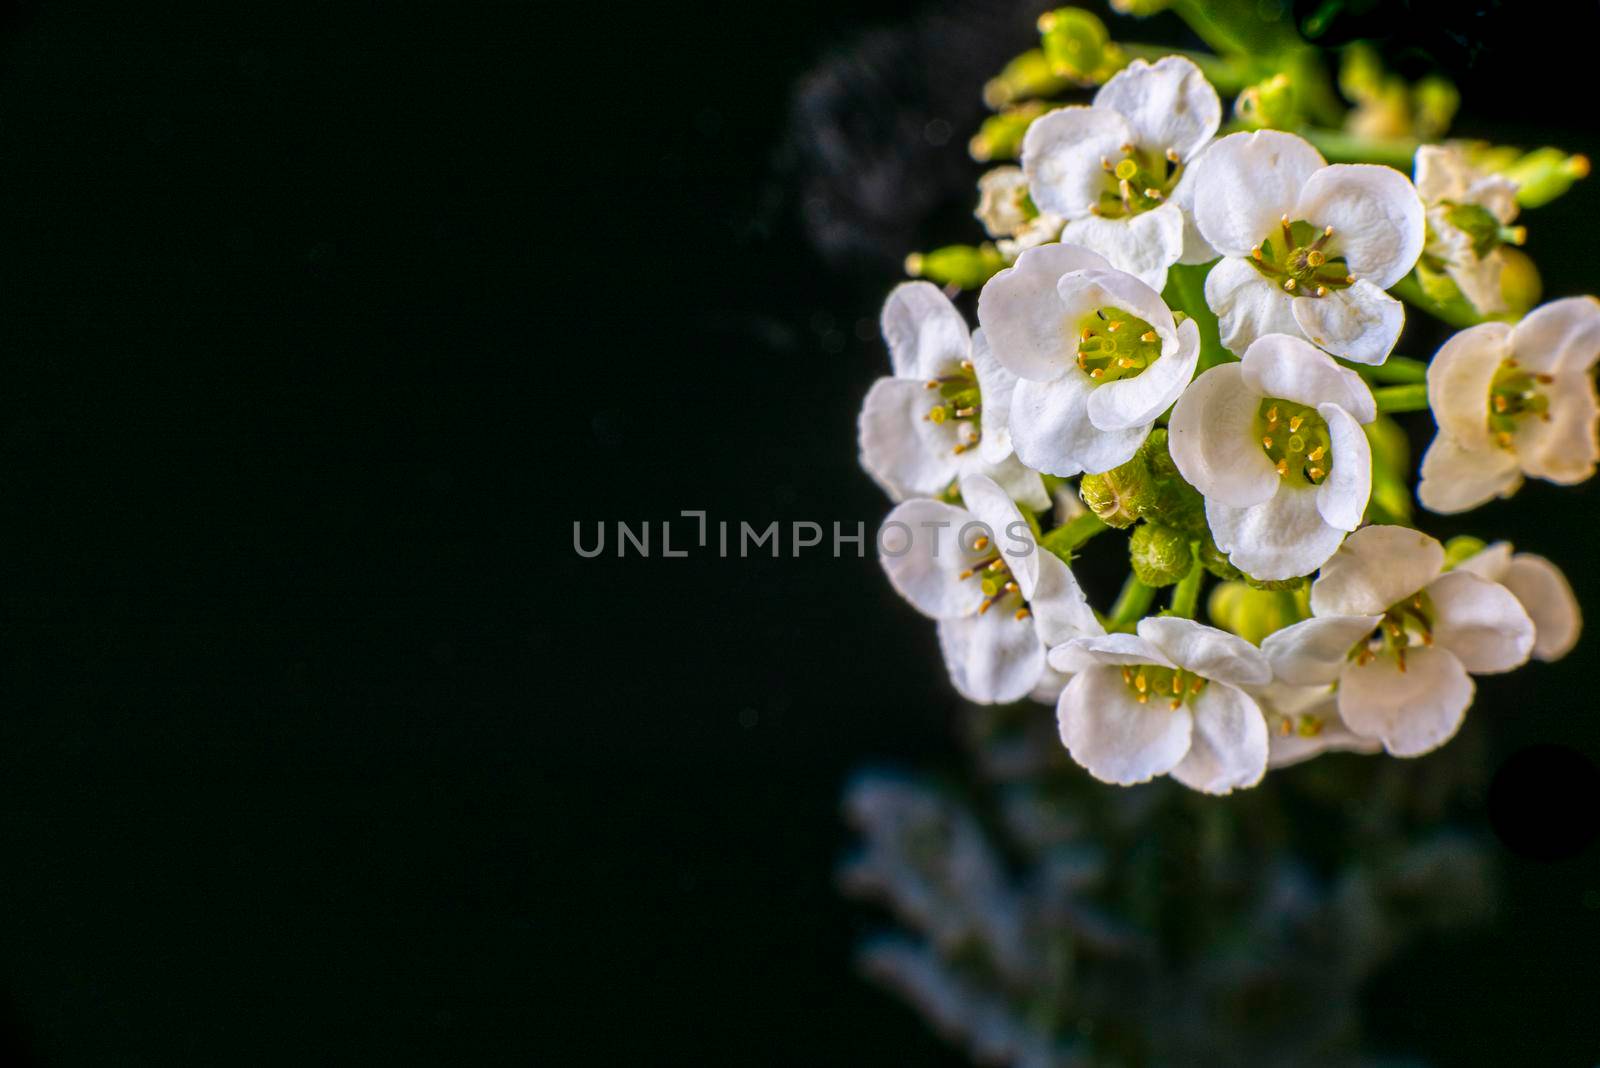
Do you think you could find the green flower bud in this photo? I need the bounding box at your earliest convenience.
[983,49,1072,109]
[1412,75,1459,140]
[1235,73,1297,131]
[1207,582,1306,644]
[1499,247,1542,317]
[904,243,1005,290]
[1079,456,1151,529]
[1338,43,1387,105]
[1138,428,1207,534]
[1130,523,1193,587]
[1499,147,1590,209]
[1038,8,1122,85]
[1109,0,1170,14]
[1198,534,1242,582]
[969,102,1051,162]
[1442,535,1488,570]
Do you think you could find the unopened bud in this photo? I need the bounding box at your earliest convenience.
[905,243,1005,290]
[1108,0,1170,14]
[983,49,1071,109]
[1038,8,1122,84]
[1130,523,1192,587]
[1499,147,1590,209]
[1498,247,1542,317]
[1079,456,1152,529]
[1235,73,1297,131]
[1412,75,1459,140]
[970,101,1051,162]
[1442,535,1489,570]
[1207,582,1305,644]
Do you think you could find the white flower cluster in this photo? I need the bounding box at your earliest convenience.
[859,57,1592,794]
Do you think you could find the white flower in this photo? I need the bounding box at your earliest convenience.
[1050,617,1272,794]
[879,474,1103,704]
[1260,525,1534,758]
[1414,144,1523,314]
[1251,680,1380,769]
[860,282,1049,510]
[974,166,1065,262]
[1168,333,1375,580]
[977,244,1200,477]
[1191,130,1424,364]
[1020,56,1221,290]
[1417,297,1600,513]
[1455,542,1581,661]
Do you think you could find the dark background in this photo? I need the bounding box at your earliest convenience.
[0,0,1597,1063]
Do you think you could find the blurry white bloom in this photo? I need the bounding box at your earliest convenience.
[1020,56,1220,290]
[977,244,1199,477]
[1168,333,1375,580]
[1454,542,1581,661]
[879,474,1103,704]
[1251,680,1381,769]
[974,166,1065,262]
[1261,526,1534,757]
[860,282,1049,509]
[1192,130,1424,364]
[1415,144,1524,314]
[1050,617,1272,794]
[1418,297,1600,513]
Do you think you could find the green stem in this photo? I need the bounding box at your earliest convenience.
[1359,355,1427,384]
[1040,512,1108,563]
[1167,550,1204,620]
[1296,126,1418,170]
[1107,575,1157,632]
[1390,273,1486,329]
[1373,383,1429,414]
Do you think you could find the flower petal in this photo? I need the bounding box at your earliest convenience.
[1059,202,1184,292]
[977,243,1115,381]
[1515,374,1600,485]
[1030,549,1106,650]
[1292,163,1424,289]
[1424,569,1534,674]
[1137,616,1271,687]
[1192,130,1325,257]
[1240,333,1376,422]
[937,611,1046,705]
[1510,296,1600,375]
[1058,666,1193,785]
[1169,683,1268,794]
[858,377,958,500]
[1261,615,1382,686]
[972,455,1051,513]
[1259,684,1382,768]
[1204,255,1300,357]
[1169,156,1218,264]
[1290,280,1404,365]
[970,328,1018,464]
[1447,251,1507,316]
[1088,316,1200,432]
[881,281,970,380]
[1337,647,1473,757]
[1047,633,1170,674]
[1501,553,1582,662]
[1452,541,1512,582]
[1011,374,1148,476]
[1426,322,1512,450]
[1021,105,1134,219]
[1315,402,1372,531]
[1167,361,1278,508]
[1417,432,1523,514]
[958,472,1039,599]
[878,499,990,619]
[1093,55,1221,161]
[1207,483,1346,582]
[1310,524,1443,617]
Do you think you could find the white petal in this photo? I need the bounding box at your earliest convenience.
[1021,106,1134,219]
[1310,524,1443,617]
[1447,251,1507,316]
[1169,683,1268,794]
[1057,667,1193,785]
[1054,266,1177,338]
[858,377,958,500]
[1510,296,1600,375]
[1413,144,1473,205]
[1011,375,1147,477]
[1029,550,1106,650]
[1029,664,1070,706]
[1191,131,1325,257]
[1515,374,1600,485]
[1137,616,1271,687]
[1315,402,1372,531]
[1240,333,1376,422]
[878,499,989,619]
[958,473,1039,599]
[1204,255,1301,357]
[977,243,1114,381]
[975,165,1030,238]
[1093,55,1221,161]
[1207,484,1346,582]
[1261,615,1382,686]
[1087,317,1200,432]
[1426,322,1512,449]
[1047,633,1170,674]
[1290,281,1405,365]
[1059,203,1184,291]
[1266,693,1383,768]
[1167,361,1278,508]
[970,328,1018,463]
[1416,432,1522,514]
[976,455,1051,513]
[1424,569,1534,674]
[1292,164,1424,289]
[881,281,970,380]
[1501,553,1582,662]
[1452,541,1512,583]
[1169,156,1218,264]
[1337,647,1473,757]
[937,611,1046,704]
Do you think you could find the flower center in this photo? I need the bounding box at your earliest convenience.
[1075,307,1162,382]
[1248,217,1354,297]
[1268,709,1327,739]
[1487,357,1553,449]
[956,541,1033,623]
[1348,590,1435,673]
[1091,145,1184,219]
[1256,398,1331,485]
[1120,664,1207,711]
[1440,201,1525,260]
[922,357,983,455]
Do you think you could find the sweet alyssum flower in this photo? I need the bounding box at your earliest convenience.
[1415,143,1525,314]
[1020,55,1220,290]
[975,166,1064,262]
[1192,130,1424,364]
[1050,618,1272,794]
[1454,542,1581,662]
[878,474,1102,704]
[1418,296,1600,513]
[860,281,1049,510]
[1260,526,1534,757]
[1168,333,1375,580]
[977,244,1200,477]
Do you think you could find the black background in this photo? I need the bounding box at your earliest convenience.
[1,0,1598,1063]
